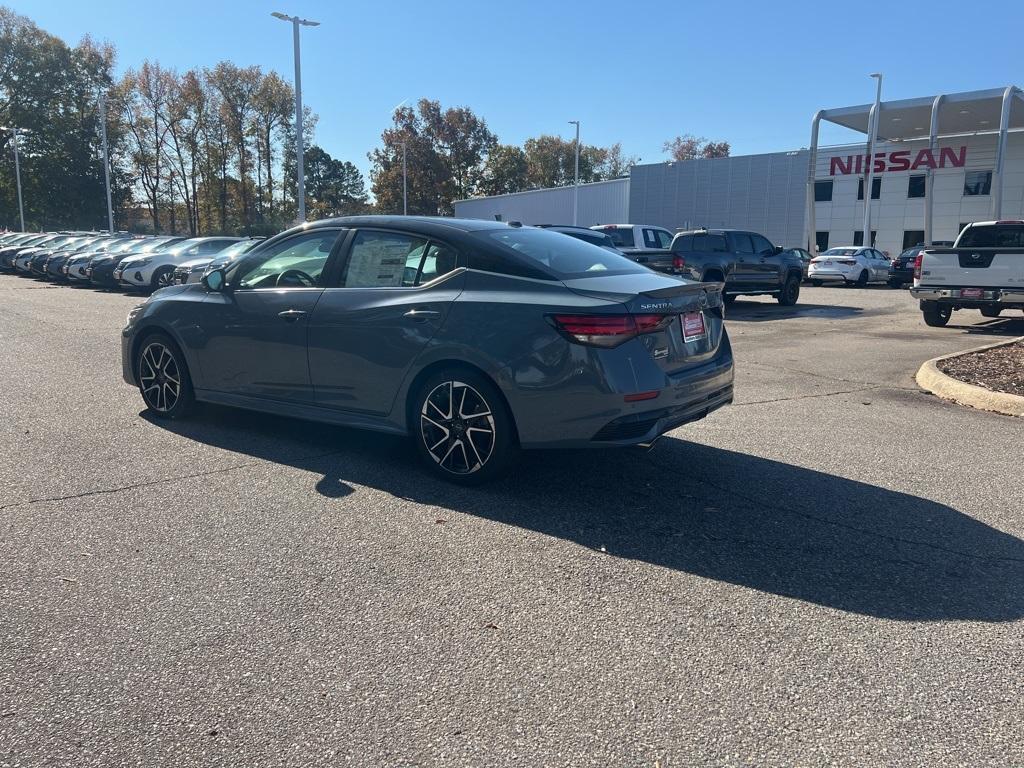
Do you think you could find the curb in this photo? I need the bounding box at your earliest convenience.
[916,337,1024,418]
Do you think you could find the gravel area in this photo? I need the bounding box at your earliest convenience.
[938,340,1024,397]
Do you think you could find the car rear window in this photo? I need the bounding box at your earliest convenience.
[482,228,649,279]
[598,227,635,248]
[823,248,858,256]
[957,225,1024,248]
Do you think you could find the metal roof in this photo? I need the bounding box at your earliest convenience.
[820,87,1024,140]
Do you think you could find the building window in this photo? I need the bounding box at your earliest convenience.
[903,230,925,250]
[852,231,876,247]
[814,180,833,202]
[964,170,992,196]
[857,177,881,200]
[815,231,829,253]
[907,175,926,198]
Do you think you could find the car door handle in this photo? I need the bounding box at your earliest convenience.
[404,309,441,322]
[278,309,307,322]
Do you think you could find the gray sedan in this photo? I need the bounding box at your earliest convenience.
[121,217,734,483]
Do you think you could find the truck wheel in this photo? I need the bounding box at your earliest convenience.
[777,275,800,306]
[980,306,1002,318]
[922,301,952,327]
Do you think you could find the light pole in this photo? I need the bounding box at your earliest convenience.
[272,11,320,224]
[401,140,408,215]
[568,120,580,225]
[1,126,25,231]
[98,93,114,233]
[863,72,883,248]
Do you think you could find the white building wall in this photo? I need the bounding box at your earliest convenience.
[453,178,629,226]
[813,132,1024,255]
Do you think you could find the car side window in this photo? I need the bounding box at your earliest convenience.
[708,234,729,252]
[341,230,429,288]
[235,230,341,289]
[416,243,461,285]
[643,228,660,248]
[732,233,754,254]
[751,234,773,255]
[673,234,693,252]
[655,230,674,249]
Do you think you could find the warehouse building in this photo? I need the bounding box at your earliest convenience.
[454,86,1024,257]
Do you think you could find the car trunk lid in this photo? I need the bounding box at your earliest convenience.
[561,272,725,373]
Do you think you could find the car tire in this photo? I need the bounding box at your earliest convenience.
[135,333,195,419]
[411,368,518,485]
[856,270,869,288]
[777,275,800,306]
[150,266,174,292]
[810,279,822,287]
[980,306,1002,318]
[922,301,952,328]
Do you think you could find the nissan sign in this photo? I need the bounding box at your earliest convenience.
[829,146,967,176]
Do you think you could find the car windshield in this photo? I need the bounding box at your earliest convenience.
[822,248,858,256]
[209,239,261,262]
[958,224,1024,248]
[483,228,649,279]
[899,247,922,259]
[110,239,144,253]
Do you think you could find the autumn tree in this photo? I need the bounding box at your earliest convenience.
[663,134,731,161]
[478,145,528,196]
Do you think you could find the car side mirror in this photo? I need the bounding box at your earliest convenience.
[773,245,784,255]
[203,268,226,292]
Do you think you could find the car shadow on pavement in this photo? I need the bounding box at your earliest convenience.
[146,406,1024,623]
[947,315,1024,336]
[725,301,864,322]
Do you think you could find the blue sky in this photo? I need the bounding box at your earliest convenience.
[12,0,1023,183]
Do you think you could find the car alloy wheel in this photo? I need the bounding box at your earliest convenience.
[154,267,174,289]
[139,341,183,413]
[420,380,496,475]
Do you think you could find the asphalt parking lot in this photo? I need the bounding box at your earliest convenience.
[2,276,1022,766]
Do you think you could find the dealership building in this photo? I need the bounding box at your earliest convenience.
[454,86,1024,257]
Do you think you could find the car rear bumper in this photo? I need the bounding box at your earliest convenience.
[514,331,735,449]
[808,269,852,282]
[910,286,1024,306]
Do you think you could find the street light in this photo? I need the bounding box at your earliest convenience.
[863,72,883,248]
[568,120,580,226]
[98,93,114,233]
[272,11,320,224]
[0,125,25,231]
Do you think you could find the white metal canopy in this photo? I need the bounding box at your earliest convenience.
[805,86,1024,252]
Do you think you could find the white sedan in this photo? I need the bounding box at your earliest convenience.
[115,236,243,291]
[809,246,892,287]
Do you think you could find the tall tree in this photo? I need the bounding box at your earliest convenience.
[663,134,731,161]
[478,144,528,196]
[251,71,293,222]
[304,145,369,219]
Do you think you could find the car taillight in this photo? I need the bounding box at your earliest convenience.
[550,314,672,348]
[913,253,924,280]
[672,254,686,271]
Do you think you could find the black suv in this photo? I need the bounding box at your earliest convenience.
[669,228,803,305]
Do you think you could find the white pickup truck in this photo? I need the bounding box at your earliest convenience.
[910,220,1024,327]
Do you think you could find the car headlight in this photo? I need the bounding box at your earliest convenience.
[129,258,152,268]
[125,304,144,329]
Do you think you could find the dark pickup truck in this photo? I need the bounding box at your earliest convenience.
[669,228,804,305]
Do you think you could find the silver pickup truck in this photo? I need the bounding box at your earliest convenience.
[910,220,1024,326]
[589,224,677,272]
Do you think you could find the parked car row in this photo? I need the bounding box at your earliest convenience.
[0,230,265,292]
